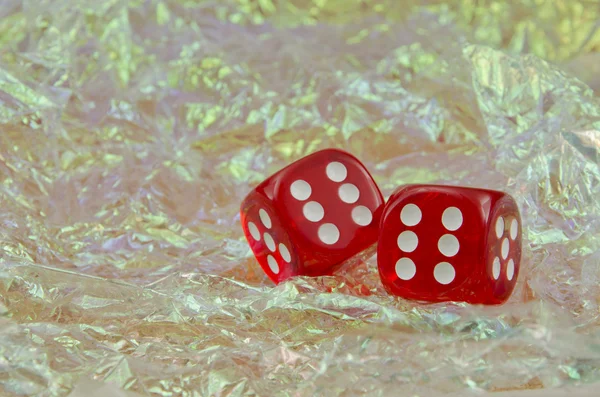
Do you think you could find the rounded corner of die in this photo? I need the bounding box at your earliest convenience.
[389,184,419,199]
[313,147,369,169]
[240,190,257,213]
[265,269,285,285]
[297,148,347,166]
[491,196,522,228]
[381,185,418,216]
[508,196,522,217]
[315,147,353,158]
[317,147,356,158]
[492,190,520,214]
[377,202,395,233]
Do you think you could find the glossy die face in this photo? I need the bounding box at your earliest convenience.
[484,197,522,303]
[377,184,521,305]
[241,149,384,283]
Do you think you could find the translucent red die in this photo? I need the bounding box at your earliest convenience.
[240,149,385,283]
[377,184,522,305]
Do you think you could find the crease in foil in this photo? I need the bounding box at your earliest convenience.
[1,0,600,396]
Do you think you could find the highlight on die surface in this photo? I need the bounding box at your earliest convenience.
[377,184,522,305]
[241,149,385,283]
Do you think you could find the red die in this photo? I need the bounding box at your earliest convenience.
[240,149,384,283]
[377,184,522,305]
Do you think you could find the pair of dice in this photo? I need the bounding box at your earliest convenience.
[240,149,522,305]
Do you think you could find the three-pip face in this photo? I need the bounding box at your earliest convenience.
[240,149,385,283]
[377,184,522,305]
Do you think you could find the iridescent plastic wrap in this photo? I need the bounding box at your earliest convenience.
[1,1,600,396]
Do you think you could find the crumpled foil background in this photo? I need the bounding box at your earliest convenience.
[1,0,600,396]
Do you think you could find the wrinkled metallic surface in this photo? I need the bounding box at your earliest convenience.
[1,1,600,396]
